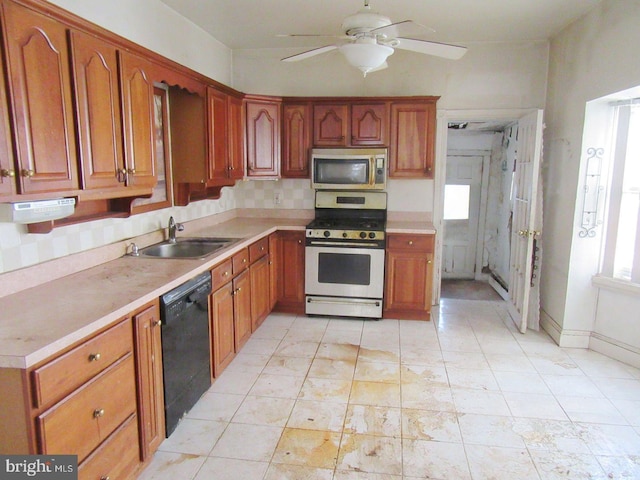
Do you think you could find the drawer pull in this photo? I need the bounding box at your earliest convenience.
[88,353,101,362]
[93,408,105,418]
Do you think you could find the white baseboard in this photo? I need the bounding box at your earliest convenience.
[540,309,590,348]
[540,310,640,368]
[590,333,640,369]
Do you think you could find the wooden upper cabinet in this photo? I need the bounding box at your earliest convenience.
[118,50,156,189]
[351,103,388,146]
[2,1,78,194]
[69,30,125,191]
[245,98,280,178]
[389,100,436,178]
[0,44,16,197]
[227,93,245,180]
[313,104,348,146]
[207,86,229,182]
[282,103,311,178]
[206,88,244,183]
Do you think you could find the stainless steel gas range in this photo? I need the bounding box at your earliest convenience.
[305,190,387,319]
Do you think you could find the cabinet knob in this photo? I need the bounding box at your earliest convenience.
[408,241,414,246]
[1,169,15,178]
[427,259,432,264]
[100,476,111,480]
[127,168,136,175]
[93,408,105,418]
[243,258,247,263]
[224,271,230,277]
[21,169,35,177]
[88,353,101,362]
[153,320,162,327]
[298,240,302,244]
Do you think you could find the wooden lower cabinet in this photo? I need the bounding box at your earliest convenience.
[233,270,252,351]
[0,304,167,479]
[268,233,279,310]
[250,254,271,332]
[132,301,165,461]
[77,413,140,480]
[384,233,435,320]
[37,354,137,462]
[274,230,305,314]
[210,281,235,377]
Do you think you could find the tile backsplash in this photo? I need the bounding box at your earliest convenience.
[0,179,314,275]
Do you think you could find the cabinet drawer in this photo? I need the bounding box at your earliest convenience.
[78,413,139,480]
[232,248,249,274]
[32,319,133,408]
[211,258,233,289]
[387,234,434,252]
[249,237,268,263]
[37,355,137,463]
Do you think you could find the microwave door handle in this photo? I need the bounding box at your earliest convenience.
[369,157,375,186]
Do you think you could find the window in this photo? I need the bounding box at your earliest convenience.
[443,184,470,220]
[602,102,640,283]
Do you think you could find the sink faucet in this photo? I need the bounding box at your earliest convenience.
[167,216,184,243]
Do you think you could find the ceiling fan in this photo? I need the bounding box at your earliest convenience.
[281,0,467,77]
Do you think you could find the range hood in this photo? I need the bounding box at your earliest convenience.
[0,198,76,224]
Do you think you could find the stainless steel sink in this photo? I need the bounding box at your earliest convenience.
[138,238,237,259]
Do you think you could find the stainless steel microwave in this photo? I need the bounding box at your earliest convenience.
[310,148,387,190]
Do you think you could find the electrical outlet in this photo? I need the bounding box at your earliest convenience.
[274,191,282,205]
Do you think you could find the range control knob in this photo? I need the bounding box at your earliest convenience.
[359,231,367,239]
[323,230,331,238]
[369,232,376,239]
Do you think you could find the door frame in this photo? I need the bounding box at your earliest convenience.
[433,109,534,305]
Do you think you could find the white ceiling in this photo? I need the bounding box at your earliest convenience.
[159,0,602,51]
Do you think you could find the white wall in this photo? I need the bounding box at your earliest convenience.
[47,0,233,86]
[234,41,549,217]
[0,1,549,275]
[542,0,640,365]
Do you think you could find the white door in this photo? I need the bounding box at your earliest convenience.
[442,155,483,279]
[509,110,544,333]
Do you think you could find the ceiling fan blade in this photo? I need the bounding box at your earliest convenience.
[371,20,435,39]
[281,45,338,62]
[277,34,341,38]
[395,37,467,60]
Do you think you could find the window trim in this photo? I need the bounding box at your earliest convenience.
[600,103,640,284]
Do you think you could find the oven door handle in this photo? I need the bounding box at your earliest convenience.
[306,240,382,248]
[307,298,381,307]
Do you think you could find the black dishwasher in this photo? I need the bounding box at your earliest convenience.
[160,271,212,436]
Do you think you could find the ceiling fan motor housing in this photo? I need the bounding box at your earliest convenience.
[342,9,391,36]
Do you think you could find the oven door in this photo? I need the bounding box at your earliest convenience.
[305,244,385,299]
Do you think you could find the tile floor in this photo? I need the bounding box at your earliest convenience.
[139,299,640,480]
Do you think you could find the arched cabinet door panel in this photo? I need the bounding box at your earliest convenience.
[119,51,156,189]
[2,1,78,194]
[245,98,280,178]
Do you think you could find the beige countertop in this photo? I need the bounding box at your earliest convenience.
[0,214,435,369]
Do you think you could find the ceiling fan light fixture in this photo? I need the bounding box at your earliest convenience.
[339,42,393,76]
